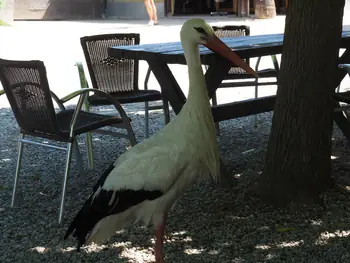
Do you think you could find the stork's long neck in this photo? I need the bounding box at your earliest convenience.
[180,38,220,179]
[182,40,209,107]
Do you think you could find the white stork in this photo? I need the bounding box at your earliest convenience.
[64,18,258,263]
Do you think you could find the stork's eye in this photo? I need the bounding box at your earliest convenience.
[194,27,208,36]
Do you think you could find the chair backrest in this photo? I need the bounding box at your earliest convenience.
[80,33,140,94]
[0,58,61,136]
[212,25,250,38]
[212,25,251,73]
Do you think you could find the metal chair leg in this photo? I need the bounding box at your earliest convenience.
[212,91,220,135]
[145,101,149,138]
[58,142,73,225]
[86,132,94,169]
[163,99,170,125]
[83,100,94,169]
[11,133,24,208]
[73,140,84,179]
[254,81,259,128]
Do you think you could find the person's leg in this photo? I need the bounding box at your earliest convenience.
[150,0,158,23]
[144,0,155,24]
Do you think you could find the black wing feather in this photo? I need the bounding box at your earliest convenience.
[63,162,164,251]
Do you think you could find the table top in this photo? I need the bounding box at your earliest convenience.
[108,31,350,64]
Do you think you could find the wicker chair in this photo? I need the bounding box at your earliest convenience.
[210,25,279,131]
[0,58,136,224]
[80,33,170,140]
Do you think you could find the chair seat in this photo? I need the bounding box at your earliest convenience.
[22,109,126,142]
[57,109,124,136]
[225,68,278,80]
[88,90,162,105]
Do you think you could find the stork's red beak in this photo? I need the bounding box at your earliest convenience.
[204,35,259,78]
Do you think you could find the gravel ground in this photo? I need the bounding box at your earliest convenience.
[1,102,350,263]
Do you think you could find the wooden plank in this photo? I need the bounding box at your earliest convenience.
[108,31,350,64]
[110,34,285,55]
[108,42,283,65]
[108,32,350,55]
[211,96,276,122]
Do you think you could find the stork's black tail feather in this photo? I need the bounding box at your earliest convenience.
[63,161,164,251]
[63,162,116,250]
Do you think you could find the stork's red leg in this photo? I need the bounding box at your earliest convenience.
[155,214,168,263]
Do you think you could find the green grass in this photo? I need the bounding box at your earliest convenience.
[0,20,10,26]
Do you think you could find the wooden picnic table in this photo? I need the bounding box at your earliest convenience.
[108,31,350,140]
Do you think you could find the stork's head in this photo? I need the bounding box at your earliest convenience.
[180,18,258,78]
[180,18,216,46]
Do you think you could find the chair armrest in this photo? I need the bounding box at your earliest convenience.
[49,61,89,111]
[83,89,131,125]
[60,88,131,136]
[50,91,66,111]
[59,88,92,104]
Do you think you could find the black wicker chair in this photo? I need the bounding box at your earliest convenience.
[209,25,279,131]
[80,33,170,141]
[0,58,136,224]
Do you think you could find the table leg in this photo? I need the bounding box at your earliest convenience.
[204,57,233,98]
[148,56,240,117]
[147,59,187,114]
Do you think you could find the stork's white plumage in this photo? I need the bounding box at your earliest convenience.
[64,18,258,263]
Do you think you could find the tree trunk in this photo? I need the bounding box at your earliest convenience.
[255,0,276,18]
[256,0,345,205]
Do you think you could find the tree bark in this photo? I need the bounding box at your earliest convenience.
[255,0,276,19]
[256,0,345,205]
